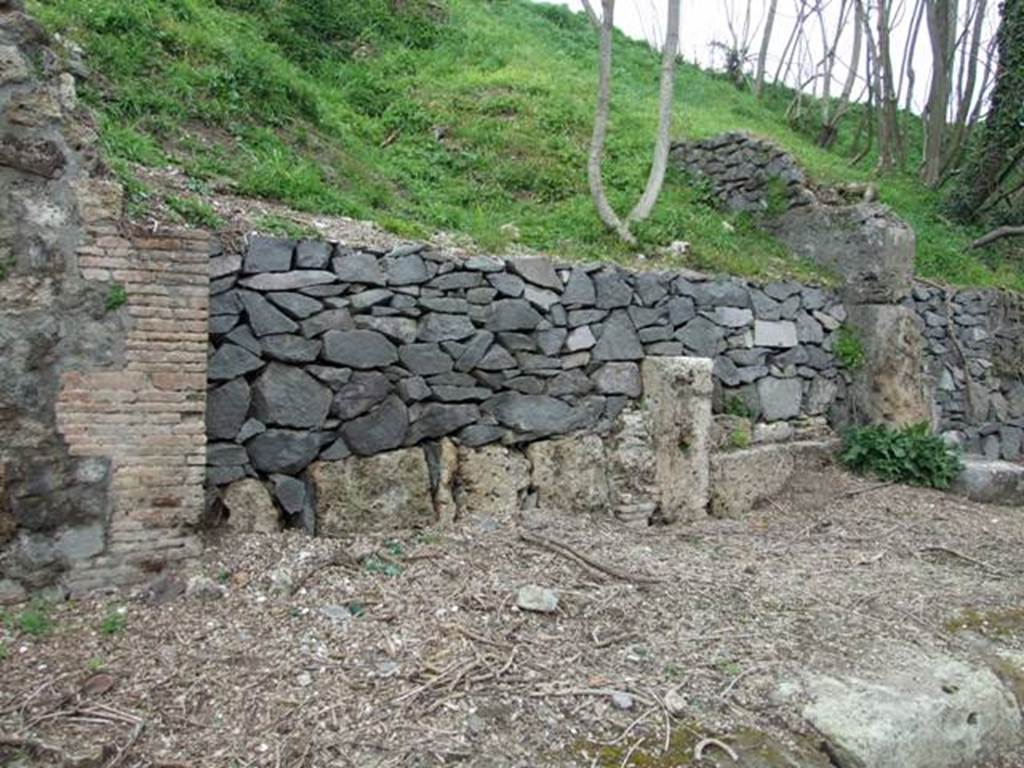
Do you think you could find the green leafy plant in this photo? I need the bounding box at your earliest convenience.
[723,396,752,418]
[17,602,53,637]
[254,214,316,239]
[728,426,751,450]
[363,555,402,577]
[87,656,106,671]
[100,609,126,635]
[841,423,963,489]
[833,325,866,370]
[105,283,127,312]
[0,254,15,281]
[166,194,222,229]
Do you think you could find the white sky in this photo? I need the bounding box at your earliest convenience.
[538,0,1000,115]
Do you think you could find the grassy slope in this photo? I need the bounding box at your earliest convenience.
[30,0,1022,289]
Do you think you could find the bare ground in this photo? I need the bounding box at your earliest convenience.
[3,465,1024,767]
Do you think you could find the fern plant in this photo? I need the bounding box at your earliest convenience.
[841,423,963,489]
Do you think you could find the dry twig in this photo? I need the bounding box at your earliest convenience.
[518,532,662,584]
[694,736,738,762]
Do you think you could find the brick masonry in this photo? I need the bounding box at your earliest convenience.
[54,211,211,593]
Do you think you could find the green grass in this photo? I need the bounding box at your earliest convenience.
[28,0,1021,289]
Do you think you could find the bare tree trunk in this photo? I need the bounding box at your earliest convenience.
[922,0,958,186]
[579,0,600,28]
[819,0,864,147]
[899,0,927,111]
[755,0,779,97]
[940,0,987,179]
[774,0,810,85]
[628,0,681,225]
[587,0,632,242]
[587,0,682,243]
[874,0,904,172]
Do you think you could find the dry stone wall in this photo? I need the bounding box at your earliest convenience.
[669,132,816,213]
[909,285,1024,461]
[207,236,850,530]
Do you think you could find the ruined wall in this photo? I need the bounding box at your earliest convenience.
[207,236,851,530]
[670,132,817,213]
[0,2,209,601]
[909,285,1024,461]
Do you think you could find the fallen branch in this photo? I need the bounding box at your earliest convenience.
[517,532,663,585]
[106,721,145,768]
[970,225,1024,250]
[918,545,1003,575]
[694,737,738,762]
[841,481,896,498]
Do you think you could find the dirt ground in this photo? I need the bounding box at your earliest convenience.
[3,465,1024,767]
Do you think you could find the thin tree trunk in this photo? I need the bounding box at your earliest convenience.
[819,1,864,147]
[874,0,904,172]
[922,0,958,186]
[941,0,987,178]
[755,0,779,97]
[774,0,809,85]
[627,0,681,224]
[899,0,927,111]
[587,0,632,242]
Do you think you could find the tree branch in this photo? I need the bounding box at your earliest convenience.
[970,225,1024,249]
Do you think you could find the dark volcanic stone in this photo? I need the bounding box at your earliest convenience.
[487,272,526,297]
[207,378,251,441]
[385,253,429,285]
[399,343,454,375]
[457,424,506,447]
[635,273,668,306]
[429,271,483,290]
[408,403,480,442]
[486,300,542,332]
[261,334,322,363]
[247,430,321,474]
[397,376,431,402]
[341,396,409,456]
[244,237,294,274]
[484,393,573,435]
[594,270,632,309]
[667,296,697,326]
[209,315,239,336]
[208,442,249,467]
[225,326,263,355]
[271,474,307,515]
[349,288,392,311]
[252,363,332,429]
[355,315,417,344]
[333,371,392,419]
[504,376,545,395]
[562,269,596,306]
[536,328,568,356]
[267,292,323,319]
[239,291,299,337]
[675,316,726,356]
[308,365,353,390]
[301,309,355,338]
[568,309,608,327]
[546,370,593,396]
[209,343,265,381]
[239,270,337,292]
[455,331,495,372]
[432,385,491,402]
[295,240,332,270]
[694,280,751,307]
[332,251,386,285]
[477,346,517,370]
[510,257,561,290]
[591,311,643,361]
[322,329,399,368]
[418,313,476,342]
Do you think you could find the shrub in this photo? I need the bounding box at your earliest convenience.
[105,283,127,312]
[841,423,963,489]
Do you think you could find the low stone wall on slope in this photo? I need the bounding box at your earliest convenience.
[908,285,1024,461]
[206,237,850,531]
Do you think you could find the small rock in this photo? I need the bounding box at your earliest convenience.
[297,672,313,687]
[611,691,635,711]
[664,689,688,716]
[186,575,226,601]
[516,584,558,613]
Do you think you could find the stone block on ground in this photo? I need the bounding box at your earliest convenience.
[952,459,1024,507]
[799,646,1022,768]
[640,357,713,522]
[221,479,281,533]
[454,444,530,519]
[310,447,435,536]
[527,434,610,515]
